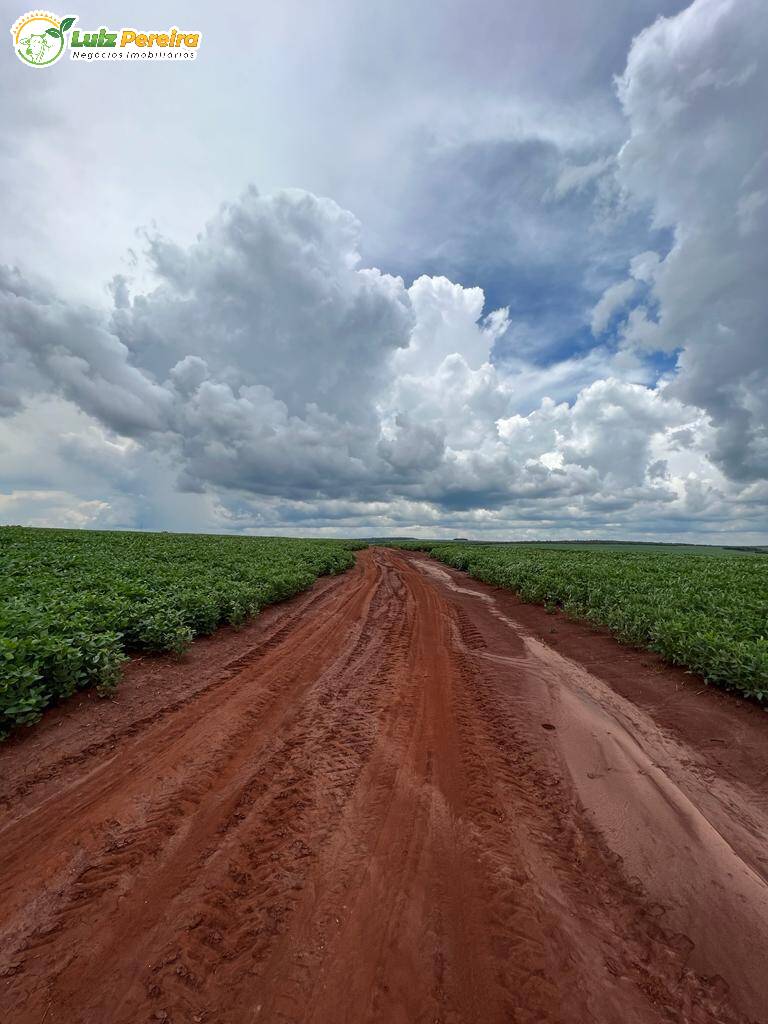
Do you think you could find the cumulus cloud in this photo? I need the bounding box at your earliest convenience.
[0,265,172,436]
[115,187,414,425]
[615,0,768,481]
[0,182,752,541]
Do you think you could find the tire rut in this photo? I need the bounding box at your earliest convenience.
[0,548,765,1024]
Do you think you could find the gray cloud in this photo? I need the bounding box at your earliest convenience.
[615,0,768,481]
[0,182,739,528]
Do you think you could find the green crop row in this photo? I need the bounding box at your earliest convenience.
[392,541,768,699]
[0,527,364,738]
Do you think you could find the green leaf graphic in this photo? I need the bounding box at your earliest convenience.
[46,27,62,38]
[59,16,76,32]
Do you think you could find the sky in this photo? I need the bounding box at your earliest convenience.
[1,0,766,542]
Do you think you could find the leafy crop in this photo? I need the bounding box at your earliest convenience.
[393,542,768,699]
[0,527,364,738]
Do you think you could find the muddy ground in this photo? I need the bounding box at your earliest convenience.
[1,547,767,1024]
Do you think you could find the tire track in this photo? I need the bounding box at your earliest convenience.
[0,548,765,1024]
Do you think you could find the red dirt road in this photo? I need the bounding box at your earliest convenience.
[2,548,768,1024]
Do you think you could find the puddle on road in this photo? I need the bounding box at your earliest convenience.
[413,559,525,634]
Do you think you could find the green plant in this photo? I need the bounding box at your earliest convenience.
[0,527,365,738]
[392,541,768,700]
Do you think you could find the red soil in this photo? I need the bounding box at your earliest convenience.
[1,547,767,1024]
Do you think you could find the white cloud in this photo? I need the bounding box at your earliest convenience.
[0,490,111,529]
[590,278,637,334]
[616,0,768,480]
[0,174,763,541]
[0,180,758,543]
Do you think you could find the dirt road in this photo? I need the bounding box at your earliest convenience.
[2,548,767,1024]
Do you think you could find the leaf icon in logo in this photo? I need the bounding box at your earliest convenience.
[59,16,76,32]
[46,27,62,38]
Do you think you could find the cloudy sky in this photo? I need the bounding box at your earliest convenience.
[1,0,766,541]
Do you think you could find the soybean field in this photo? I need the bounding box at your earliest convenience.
[391,541,768,698]
[0,526,363,737]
